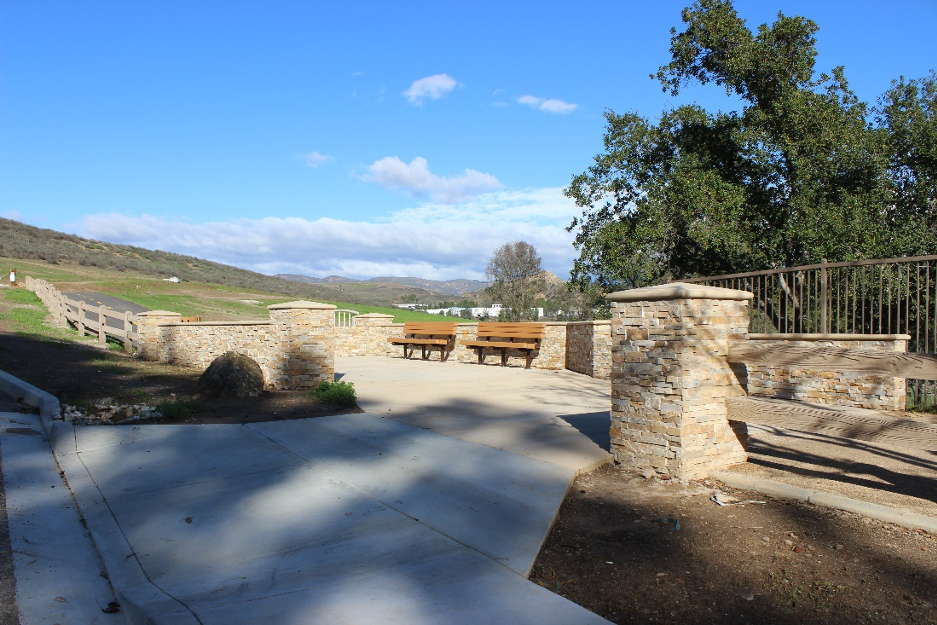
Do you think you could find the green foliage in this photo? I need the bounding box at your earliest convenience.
[155,397,200,420]
[566,0,934,292]
[485,241,544,321]
[309,380,357,407]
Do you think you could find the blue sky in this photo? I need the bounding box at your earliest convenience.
[2,1,935,281]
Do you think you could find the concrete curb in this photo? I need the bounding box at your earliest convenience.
[712,471,937,535]
[0,368,60,436]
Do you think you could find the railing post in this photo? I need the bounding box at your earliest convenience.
[821,258,828,334]
[77,300,85,336]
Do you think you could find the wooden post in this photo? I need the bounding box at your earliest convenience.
[123,311,133,353]
[77,300,85,336]
[98,305,107,344]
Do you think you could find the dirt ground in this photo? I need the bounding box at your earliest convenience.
[531,464,937,625]
[1,300,936,624]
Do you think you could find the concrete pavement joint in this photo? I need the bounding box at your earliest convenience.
[712,470,937,535]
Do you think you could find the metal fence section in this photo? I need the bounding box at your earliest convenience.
[682,255,937,409]
[334,309,358,328]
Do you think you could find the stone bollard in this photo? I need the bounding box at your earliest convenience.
[267,301,336,390]
[134,310,182,360]
[606,283,753,481]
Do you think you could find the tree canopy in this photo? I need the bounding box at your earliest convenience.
[566,0,936,292]
[485,241,545,321]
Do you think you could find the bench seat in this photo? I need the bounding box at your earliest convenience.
[460,322,546,368]
[387,321,458,361]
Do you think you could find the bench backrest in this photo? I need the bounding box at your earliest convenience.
[476,322,546,340]
[403,321,458,336]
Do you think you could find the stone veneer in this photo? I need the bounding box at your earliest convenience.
[333,318,606,373]
[742,334,909,411]
[136,301,335,390]
[607,283,752,481]
[566,320,612,380]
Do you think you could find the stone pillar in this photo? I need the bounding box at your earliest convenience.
[607,283,753,481]
[267,301,336,390]
[134,310,182,360]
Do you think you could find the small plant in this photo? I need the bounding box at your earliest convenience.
[155,397,200,420]
[309,380,357,407]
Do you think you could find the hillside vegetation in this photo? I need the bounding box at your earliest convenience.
[0,219,449,307]
[0,219,450,318]
[0,257,448,324]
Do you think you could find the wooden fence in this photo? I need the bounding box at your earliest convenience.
[25,277,138,352]
[683,254,937,408]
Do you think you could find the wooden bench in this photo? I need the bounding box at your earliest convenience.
[387,321,458,362]
[461,322,546,368]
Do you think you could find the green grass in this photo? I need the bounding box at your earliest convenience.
[1,287,99,344]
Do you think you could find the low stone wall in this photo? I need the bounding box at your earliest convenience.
[743,334,909,411]
[566,320,612,380]
[334,317,611,374]
[137,301,335,390]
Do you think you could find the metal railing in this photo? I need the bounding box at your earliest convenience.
[682,255,937,409]
[334,309,358,328]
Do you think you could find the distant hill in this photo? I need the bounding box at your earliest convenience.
[278,274,489,297]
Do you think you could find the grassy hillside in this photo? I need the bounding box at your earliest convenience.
[0,218,446,306]
[1,256,449,323]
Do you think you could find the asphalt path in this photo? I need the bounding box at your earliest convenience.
[62,292,149,330]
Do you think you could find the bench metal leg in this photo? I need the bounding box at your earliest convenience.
[525,350,532,369]
[500,348,507,367]
[421,345,428,360]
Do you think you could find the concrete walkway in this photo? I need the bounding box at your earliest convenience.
[3,357,613,624]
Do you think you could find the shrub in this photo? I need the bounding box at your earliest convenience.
[309,380,356,407]
[155,397,200,420]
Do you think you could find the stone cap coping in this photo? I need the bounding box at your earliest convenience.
[136,310,182,317]
[748,333,912,341]
[566,319,612,326]
[606,282,754,302]
[267,301,337,310]
[157,320,272,327]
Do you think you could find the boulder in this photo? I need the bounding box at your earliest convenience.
[197,352,264,398]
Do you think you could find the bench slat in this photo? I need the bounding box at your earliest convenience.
[462,340,537,350]
[388,338,449,345]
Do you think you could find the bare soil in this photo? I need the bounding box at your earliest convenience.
[531,464,937,625]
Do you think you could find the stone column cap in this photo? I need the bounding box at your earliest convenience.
[136,310,182,317]
[606,282,754,302]
[267,301,337,310]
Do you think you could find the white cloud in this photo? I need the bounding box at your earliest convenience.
[517,94,578,114]
[303,151,331,168]
[363,156,501,204]
[77,188,579,281]
[2,210,23,222]
[403,74,459,105]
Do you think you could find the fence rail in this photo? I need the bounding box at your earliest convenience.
[25,277,138,352]
[682,254,937,409]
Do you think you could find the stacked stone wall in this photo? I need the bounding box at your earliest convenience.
[743,337,907,411]
[157,321,276,382]
[566,320,612,379]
